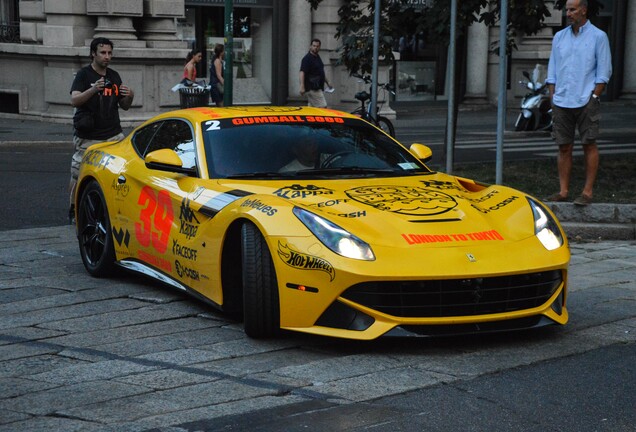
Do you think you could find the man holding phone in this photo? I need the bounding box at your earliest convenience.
[68,37,134,222]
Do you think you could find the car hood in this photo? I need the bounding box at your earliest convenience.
[218,172,542,248]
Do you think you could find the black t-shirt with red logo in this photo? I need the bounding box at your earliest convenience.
[70,65,124,140]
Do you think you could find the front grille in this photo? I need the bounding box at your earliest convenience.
[340,270,562,318]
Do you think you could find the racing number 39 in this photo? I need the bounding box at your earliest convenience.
[135,186,174,253]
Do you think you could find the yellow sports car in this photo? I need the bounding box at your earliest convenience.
[75,106,569,340]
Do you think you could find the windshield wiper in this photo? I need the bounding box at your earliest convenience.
[225,171,292,179]
[294,167,403,176]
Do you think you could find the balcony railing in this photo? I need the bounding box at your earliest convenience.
[0,22,20,43]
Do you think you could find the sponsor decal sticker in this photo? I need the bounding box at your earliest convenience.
[402,229,504,245]
[172,239,198,261]
[112,226,130,248]
[274,184,334,199]
[346,185,458,216]
[111,178,130,198]
[179,198,200,240]
[82,149,116,170]
[472,196,520,214]
[175,259,200,281]
[241,198,277,216]
[278,242,335,281]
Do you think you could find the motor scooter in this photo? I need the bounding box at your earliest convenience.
[515,69,553,132]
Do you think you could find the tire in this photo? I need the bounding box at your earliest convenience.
[77,181,116,277]
[241,222,280,338]
[514,113,532,132]
[376,116,395,137]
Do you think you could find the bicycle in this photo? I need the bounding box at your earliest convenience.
[350,73,396,137]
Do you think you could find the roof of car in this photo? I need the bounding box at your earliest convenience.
[149,106,359,123]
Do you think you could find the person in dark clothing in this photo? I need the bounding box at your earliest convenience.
[299,39,333,108]
[209,44,225,106]
[68,37,134,221]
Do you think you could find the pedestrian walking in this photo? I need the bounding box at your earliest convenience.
[209,44,225,107]
[68,37,134,221]
[183,48,203,83]
[299,38,333,108]
[545,0,612,206]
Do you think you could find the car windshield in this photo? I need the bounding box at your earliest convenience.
[201,115,431,179]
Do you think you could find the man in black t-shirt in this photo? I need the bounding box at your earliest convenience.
[299,39,333,108]
[68,37,134,221]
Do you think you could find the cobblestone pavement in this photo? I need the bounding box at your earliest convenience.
[1,227,635,431]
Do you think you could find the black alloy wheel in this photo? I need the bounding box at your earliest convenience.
[77,181,116,277]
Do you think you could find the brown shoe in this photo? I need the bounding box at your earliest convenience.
[545,193,568,202]
[573,194,592,206]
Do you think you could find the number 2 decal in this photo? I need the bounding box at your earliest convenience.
[205,120,221,131]
[135,186,174,253]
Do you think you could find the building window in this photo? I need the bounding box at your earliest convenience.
[0,0,20,43]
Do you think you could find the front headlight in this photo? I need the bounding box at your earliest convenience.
[293,207,375,261]
[527,197,564,250]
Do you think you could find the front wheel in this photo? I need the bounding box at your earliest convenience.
[241,222,280,338]
[77,181,116,277]
[514,113,532,131]
[376,116,395,137]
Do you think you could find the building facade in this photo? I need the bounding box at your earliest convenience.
[0,0,634,123]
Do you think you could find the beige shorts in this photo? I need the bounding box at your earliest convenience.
[69,132,124,207]
[306,90,327,108]
[552,96,601,146]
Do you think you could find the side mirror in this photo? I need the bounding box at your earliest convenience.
[409,143,432,163]
[523,70,531,80]
[144,149,196,176]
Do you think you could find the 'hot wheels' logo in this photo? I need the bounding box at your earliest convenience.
[278,242,335,281]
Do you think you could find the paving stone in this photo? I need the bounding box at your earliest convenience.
[0,416,97,432]
[57,379,283,423]
[0,326,67,346]
[200,347,334,377]
[271,354,402,385]
[0,286,66,304]
[0,341,60,362]
[94,327,241,357]
[44,316,218,349]
[0,284,154,316]
[114,367,221,390]
[0,380,150,416]
[0,409,31,426]
[0,377,59,399]
[87,394,308,431]
[29,359,160,385]
[0,353,89,378]
[35,301,199,333]
[302,366,453,402]
[0,298,153,331]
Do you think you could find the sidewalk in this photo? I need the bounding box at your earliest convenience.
[0,225,634,431]
[1,104,635,241]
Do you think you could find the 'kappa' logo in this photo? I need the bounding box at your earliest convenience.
[273,184,334,199]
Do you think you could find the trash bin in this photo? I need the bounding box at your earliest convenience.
[179,86,210,108]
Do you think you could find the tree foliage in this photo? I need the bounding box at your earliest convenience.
[305,0,604,75]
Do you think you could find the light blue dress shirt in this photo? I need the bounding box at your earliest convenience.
[546,20,612,108]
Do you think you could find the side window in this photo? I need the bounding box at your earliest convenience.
[146,120,197,170]
[132,121,163,157]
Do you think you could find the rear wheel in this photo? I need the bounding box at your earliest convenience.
[241,222,280,338]
[77,181,116,277]
[376,116,395,137]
